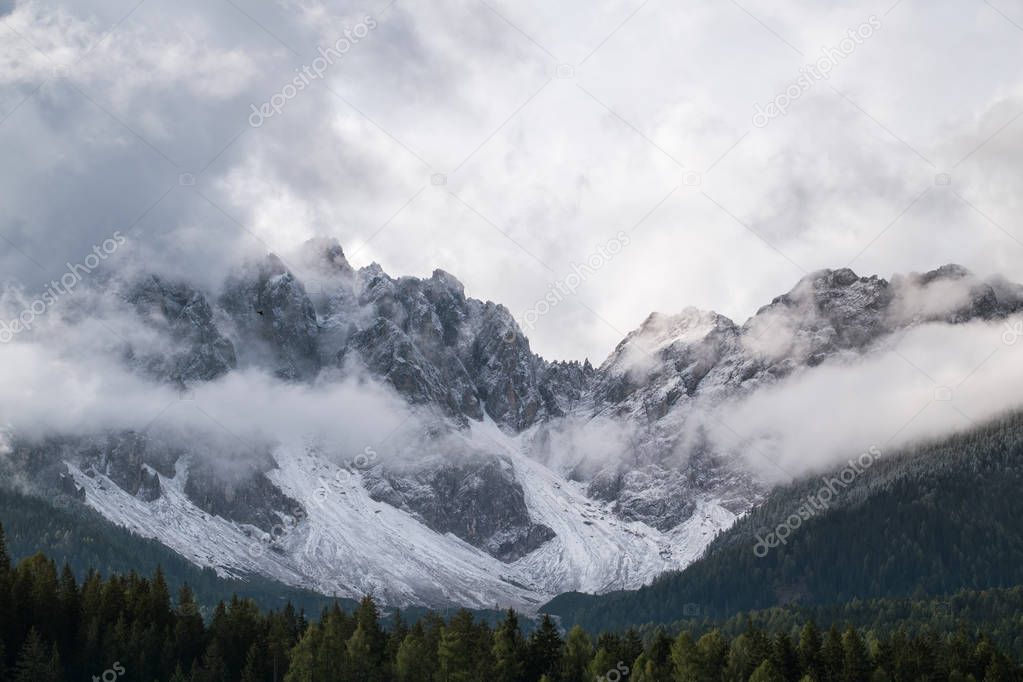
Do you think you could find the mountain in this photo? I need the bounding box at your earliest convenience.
[4,239,1023,609]
[543,410,1023,632]
[0,485,354,617]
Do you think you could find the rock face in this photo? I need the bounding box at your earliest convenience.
[5,430,297,534]
[13,245,1023,606]
[183,455,301,533]
[593,265,1023,421]
[123,275,237,385]
[221,255,321,381]
[333,261,588,431]
[364,454,555,562]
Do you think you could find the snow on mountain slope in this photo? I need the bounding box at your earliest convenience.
[66,418,735,610]
[14,248,1023,612]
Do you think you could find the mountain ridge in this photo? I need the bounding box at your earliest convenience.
[4,242,1023,608]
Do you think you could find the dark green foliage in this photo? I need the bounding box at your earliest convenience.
[526,614,563,681]
[0,525,1020,681]
[493,609,527,682]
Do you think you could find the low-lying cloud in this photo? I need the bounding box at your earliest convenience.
[707,315,1023,481]
[0,278,422,474]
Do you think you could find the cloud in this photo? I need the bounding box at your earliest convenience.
[1,0,1023,366]
[527,414,639,478]
[0,281,419,470]
[706,314,1023,481]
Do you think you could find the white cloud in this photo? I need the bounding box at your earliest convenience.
[708,314,1023,481]
[2,0,1023,365]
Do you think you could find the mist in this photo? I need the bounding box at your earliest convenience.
[0,278,423,475]
[707,314,1023,482]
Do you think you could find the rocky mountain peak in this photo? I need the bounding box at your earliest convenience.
[637,308,735,348]
[122,274,237,386]
[917,263,972,284]
[299,236,355,279]
[260,252,290,278]
[220,255,320,381]
[428,269,465,298]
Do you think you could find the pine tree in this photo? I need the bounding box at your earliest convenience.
[174,583,205,664]
[12,629,56,682]
[56,563,80,661]
[822,626,845,682]
[669,631,701,682]
[771,632,799,682]
[354,596,386,663]
[798,621,824,680]
[266,611,294,679]
[284,624,320,682]
[983,656,1013,682]
[587,647,618,682]
[841,626,871,682]
[0,522,10,574]
[527,615,564,682]
[745,619,771,666]
[561,625,592,682]
[472,619,495,681]
[387,609,409,666]
[749,659,785,682]
[193,639,229,682]
[437,609,476,682]
[492,609,525,682]
[395,629,433,682]
[621,628,644,670]
[723,634,757,681]
[696,630,728,680]
[240,642,266,682]
[346,624,376,682]
[641,630,674,682]
[632,652,654,682]
[319,606,350,681]
[46,643,62,682]
[150,566,172,630]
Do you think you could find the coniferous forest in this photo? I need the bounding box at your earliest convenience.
[1,522,1021,682]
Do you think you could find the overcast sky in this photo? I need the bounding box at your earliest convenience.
[2,0,1023,362]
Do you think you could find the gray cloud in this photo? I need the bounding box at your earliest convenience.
[1,0,1022,364]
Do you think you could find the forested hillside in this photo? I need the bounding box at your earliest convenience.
[546,412,1023,633]
[1,529,1019,681]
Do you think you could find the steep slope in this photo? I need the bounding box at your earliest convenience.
[56,419,736,609]
[543,410,1023,631]
[6,243,1023,610]
[0,485,352,616]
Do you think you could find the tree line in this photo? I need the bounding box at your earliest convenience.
[1,523,1020,681]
